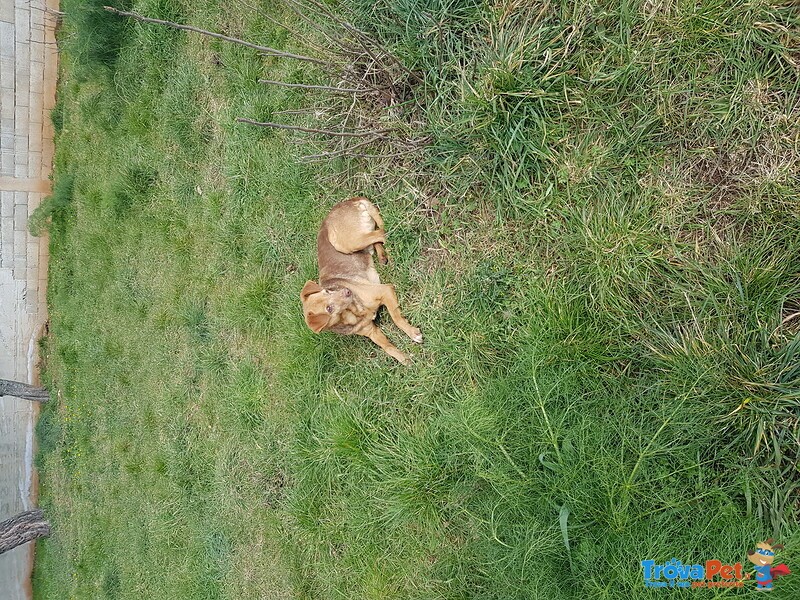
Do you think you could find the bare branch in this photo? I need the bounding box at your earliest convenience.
[298,0,371,38]
[302,140,428,162]
[393,136,433,148]
[299,0,419,82]
[103,6,325,64]
[273,108,321,117]
[345,147,425,159]
[235,118,393,138]
[300,136,381,161]
[236,0,329,56]
[259,79,366,94]
[280,0,361,58]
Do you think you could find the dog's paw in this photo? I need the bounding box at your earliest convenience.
[394,352,412,366]
[409,328,423,344]
[387,347,412,365]
[379,253,389,266]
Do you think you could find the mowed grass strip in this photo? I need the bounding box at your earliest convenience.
[34,1,314,598]
[34,1,799,599]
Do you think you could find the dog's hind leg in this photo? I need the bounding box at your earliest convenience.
[359,199,389,264]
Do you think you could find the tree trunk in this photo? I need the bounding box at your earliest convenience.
[0,510,51,555]
[0,379,49,402]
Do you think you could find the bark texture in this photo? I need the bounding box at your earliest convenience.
[0,510,51,555]
[0,379,50,402]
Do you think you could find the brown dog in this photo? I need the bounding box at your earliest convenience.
[301,198,422,364]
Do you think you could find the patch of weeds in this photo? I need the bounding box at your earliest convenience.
[61,0,135,79]
[180,298,212,344]
[34,403,61,471]
[29,174,75,237]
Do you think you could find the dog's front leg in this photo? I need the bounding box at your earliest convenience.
[377,285,423,343]
[359,323,410,365]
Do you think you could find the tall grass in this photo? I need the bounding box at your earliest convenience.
[34,0,799,599]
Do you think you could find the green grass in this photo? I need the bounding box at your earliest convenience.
[33,0,799,598]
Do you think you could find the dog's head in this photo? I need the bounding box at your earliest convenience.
[747,539,784,566]
[300,280,354,333]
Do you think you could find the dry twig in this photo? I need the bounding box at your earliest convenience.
[259,79,366,94]
[103,6,325,64]
[234,118,393,138]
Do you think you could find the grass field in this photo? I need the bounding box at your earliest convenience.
[33,0,799,598]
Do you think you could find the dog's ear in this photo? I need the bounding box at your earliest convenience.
[301,280,322,302]
[305,311,330,333]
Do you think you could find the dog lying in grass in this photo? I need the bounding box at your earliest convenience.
[301,198,422,365]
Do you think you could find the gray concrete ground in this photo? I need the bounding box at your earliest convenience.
[0,0,58,598]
